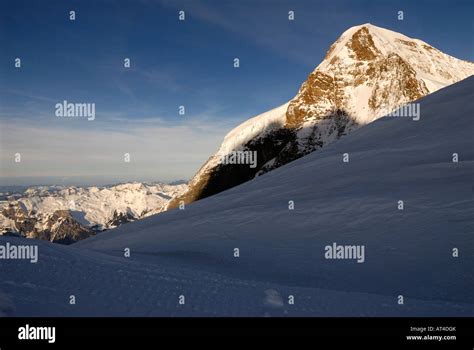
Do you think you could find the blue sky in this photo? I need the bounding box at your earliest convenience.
[1,0,473,186]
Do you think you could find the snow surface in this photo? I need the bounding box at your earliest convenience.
[1,77,473,316]
[217,102,290,156]
[183,102,290,191]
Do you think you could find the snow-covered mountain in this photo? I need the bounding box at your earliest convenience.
[0,182,187,244]
[1,76,473,316]
[169,23,474,208]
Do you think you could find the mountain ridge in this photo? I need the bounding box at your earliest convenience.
[169,23,474,209]
[0,182,187,243]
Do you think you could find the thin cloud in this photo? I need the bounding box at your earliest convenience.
[0,116,236,181]
[0,88,58,103]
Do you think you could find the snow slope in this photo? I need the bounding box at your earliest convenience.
[179,102,290,199]
[217,102,290,156]
[1,77,473,316]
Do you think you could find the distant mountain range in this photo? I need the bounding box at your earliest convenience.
[169,23,474,209]
[0,182,187,244]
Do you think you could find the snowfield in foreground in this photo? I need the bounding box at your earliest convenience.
[1,77,473,316]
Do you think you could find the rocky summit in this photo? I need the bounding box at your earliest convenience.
[169,23,474,208]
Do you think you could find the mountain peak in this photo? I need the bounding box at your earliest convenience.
[169,26,474,210]
[340,23,409,41]
[323,24,421,64]
[304,24,474,124]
